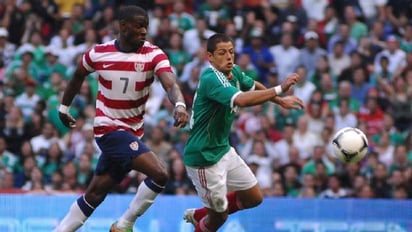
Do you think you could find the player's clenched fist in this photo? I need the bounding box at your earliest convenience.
[58,105,76,128]
[280,73,299,93]
[173,103,189,128]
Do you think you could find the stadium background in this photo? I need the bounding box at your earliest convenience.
[0,0,411,231]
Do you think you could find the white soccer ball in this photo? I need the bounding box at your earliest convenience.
[332,127,369,163]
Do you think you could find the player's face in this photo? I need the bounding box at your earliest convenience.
[208,41,235,75]
[121,15,148,48]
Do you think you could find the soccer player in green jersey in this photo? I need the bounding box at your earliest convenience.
[183,33,304,232]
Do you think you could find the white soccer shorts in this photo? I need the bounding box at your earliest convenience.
[186,147,258,212]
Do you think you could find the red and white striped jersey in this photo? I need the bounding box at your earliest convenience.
[82,40,173,138]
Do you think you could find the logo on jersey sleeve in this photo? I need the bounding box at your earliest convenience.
[134,62,145,72]
[129,141,139,151]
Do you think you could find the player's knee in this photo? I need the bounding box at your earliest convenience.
[212,196,228,213]
[151,168,169,186]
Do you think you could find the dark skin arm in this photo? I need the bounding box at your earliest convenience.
[59,66,89,128]
[157,71,189,128]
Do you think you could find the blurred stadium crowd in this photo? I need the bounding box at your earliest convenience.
[0,0,411,199]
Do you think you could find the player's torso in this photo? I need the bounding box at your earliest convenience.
[93,50,155,102]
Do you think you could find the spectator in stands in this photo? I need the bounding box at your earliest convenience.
[281,164,302,197]
[292,65,316,106]
[2,105,28,154]
[328,23,358,55]
[14,78,40,122]
[165,32,191,77]
[343,5,368,42]
[293,115,323,160]
[270,33,300,82]
[370,162,391,198]
[302,145,335,176]
[0,136,18,173]
[262,5,282,47]
[30,121,63,156]
[374,35,406,78]
[328,40,351,77]
[164,156,195,195]
[235,53,259,81]
[319,174,350,198]
[198,0,231,33]
[298,31,327,75]
[356,184,375,199]
[334,98,358,130]
[241,23,275,85]
[388,76,412,131]
[76,153,93,190]
[168,0,196,34]
[182,17,215,56]
[0,27,16,67]
[317,4,339,41]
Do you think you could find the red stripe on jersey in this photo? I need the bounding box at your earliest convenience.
[152,53,168,67]
[95,108,145,124]
[156,67,173,75]
[95,62,150,72]
[94,125,144,138]
[97,91,149,109]
[99,76,112,89]
[94,44,117,53]
[93,42,157,55]
[135,77,154,91]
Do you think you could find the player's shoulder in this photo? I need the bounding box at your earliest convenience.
[140,41,164,54]
[231,64,242,75]
[92,40,116,50]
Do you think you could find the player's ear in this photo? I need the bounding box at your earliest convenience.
[207,52,214,60]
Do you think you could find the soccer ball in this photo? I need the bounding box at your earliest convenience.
[332,127,369,163]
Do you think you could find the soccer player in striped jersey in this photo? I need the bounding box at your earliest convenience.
[182,33,304,232]
[54,5,189,232]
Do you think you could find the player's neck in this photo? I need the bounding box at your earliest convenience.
[210,65,232,79]
[115,39,142,53]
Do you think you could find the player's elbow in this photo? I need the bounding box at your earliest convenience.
[233,94,249,107]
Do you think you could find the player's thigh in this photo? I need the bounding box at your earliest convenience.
[186,164,228,213]
[130,151,168,179]
[95,130,160,182]
[226,147,258,192]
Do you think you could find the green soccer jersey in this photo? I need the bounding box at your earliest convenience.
[183,65,255,167]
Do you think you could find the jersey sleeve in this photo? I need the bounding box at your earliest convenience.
[203,70,240,108]
[82,48,95,72]
[152,48,173,75]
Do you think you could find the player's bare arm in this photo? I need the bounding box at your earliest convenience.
[157,71,189,128]
[233,73,299,107]
[59,66,90,128]
[254,74,304,110]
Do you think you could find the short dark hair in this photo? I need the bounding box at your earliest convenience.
[117,5,148,22]
[206,33,233,53]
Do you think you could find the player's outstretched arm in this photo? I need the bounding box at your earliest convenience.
[254,73,304,110]
[59,66,89,128]
[233,73,299,107]
[158,72,189,128]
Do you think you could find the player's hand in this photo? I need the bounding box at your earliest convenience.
[59,112,76,128]
[280,73,299,93]
[173,105,189,128]
[277,96,305,110]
